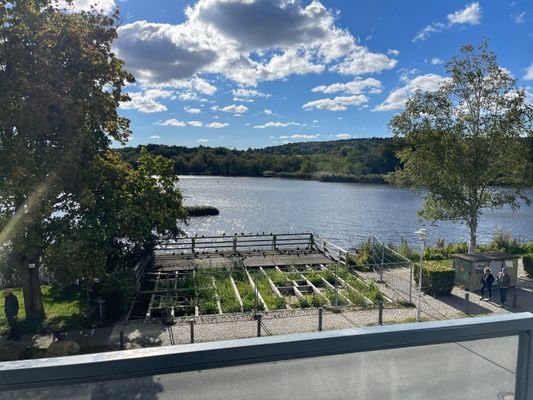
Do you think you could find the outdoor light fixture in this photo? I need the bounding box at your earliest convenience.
[414,228,428,322]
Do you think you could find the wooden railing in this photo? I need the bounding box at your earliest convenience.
[156,233,315,254]
[312,234,348,265]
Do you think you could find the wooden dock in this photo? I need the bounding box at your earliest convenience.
[153,233,347,272]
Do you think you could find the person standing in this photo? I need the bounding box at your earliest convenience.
[480,267,495,301]
[3,289,20,340]
[497,268,511,306]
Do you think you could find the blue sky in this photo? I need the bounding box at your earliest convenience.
[72,0,533,149]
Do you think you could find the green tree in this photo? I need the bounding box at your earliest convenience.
[388,42,533,253]
[0,1,134,319]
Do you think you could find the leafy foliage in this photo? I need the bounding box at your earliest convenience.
[414,261,455,296]
[387,42,533,253]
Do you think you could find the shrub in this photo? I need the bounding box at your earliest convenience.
[413,261,455,296]
[99,270,136,319]
[485,229,523,254]
[523,255,533,278]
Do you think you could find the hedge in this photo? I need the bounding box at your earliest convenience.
[413,261,455,296]
[523,255,533,278]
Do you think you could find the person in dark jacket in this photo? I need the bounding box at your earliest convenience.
[497,268,511,306]
[480,268,495,301]
[3,289,20,340]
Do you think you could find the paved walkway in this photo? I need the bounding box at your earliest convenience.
[1,260,532,356]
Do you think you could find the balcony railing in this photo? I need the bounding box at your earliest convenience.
[1,313,532,399]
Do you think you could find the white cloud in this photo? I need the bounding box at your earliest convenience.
[253,121,306,129]
[212,104,248,114]
[290,134,320,140]
[512,11,526,24]
[431,58,444,65]
[413,2,482,42]
[207,122,229,128]
[387,49,400,56]
[232,88,270,98]
[374,73,449,112]
[524,63,533,80]
[120,89,174,113]
[198,139,209,143]
[149,135,161,140]
[312,77,382,95]
[156,119,204,127]
[54,0,116,14]
[336,133,351,140]
[115,0,396,87]
[303,95,369,111]
[412,23,446,42]
[264,109,273,115]
[447,2,482,25]
[156,118,186,127]
[184,106,202,114]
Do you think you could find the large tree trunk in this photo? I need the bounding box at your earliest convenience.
[13,252,46,321]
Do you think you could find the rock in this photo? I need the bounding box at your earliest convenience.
[0,344,21,361]
[46,340,81,357]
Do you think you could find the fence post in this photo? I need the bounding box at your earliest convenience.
[119,329,125,350]
[233,235,237,253]
[190,320,195,344]
[272,235,277,251]
[191,238,196,255]
[464,293,470,315]
[409,264,413,303]
[378,301,383,325]
[513,287,518,309]
[318,307,323,331]
[257,314,262,337]
[309,234,314,250]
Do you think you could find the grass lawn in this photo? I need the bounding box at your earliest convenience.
[1,285,96,335]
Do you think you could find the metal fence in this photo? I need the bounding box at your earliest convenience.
[1,313,533,399]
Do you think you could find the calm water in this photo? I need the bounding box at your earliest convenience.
[178,176,533,249]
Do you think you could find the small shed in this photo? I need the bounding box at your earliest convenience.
[452,252,520,290]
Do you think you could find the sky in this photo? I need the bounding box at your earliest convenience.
[68,0,533,149]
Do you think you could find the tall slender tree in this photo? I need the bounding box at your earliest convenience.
[388,42,533,253]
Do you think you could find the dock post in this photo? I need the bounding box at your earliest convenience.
[378,301,383,326]
[191,238,195,255]
[318,307,323,331]
[233,235,237,253]
[190,320,195,343]
[309,234,314,250]
[272,235,277,251]
[464,293,470,315]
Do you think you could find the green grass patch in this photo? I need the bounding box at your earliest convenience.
[214,276,241,313]
[0,285,93,334]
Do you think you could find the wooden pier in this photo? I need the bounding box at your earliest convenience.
[153,233,348,272]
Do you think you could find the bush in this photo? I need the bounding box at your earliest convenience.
[99,270,136,319]
[523,255,533,278]
[413,261,455,296]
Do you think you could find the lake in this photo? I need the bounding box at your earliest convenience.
[178,176,533,250]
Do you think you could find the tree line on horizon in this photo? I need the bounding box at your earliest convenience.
[116,136,533,184]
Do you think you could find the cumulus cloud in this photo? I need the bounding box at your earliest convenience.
[373,73,449,112]
[198,139,209,143]
[413,2,482,42]
[336,133,351,140]
[254,121,306,129]
[524,63,533,80]
[184,106,201,114]
[114,0,396,87]
[149,135,161,140]
[431,58,444,65]
[54,0,116,14]
[303,95,368,111]
[387,49,400,56]
[232,88,270,98]
[447,2,482,25]
[156,119,204,127]
[264,109,273,115]
[120,89,174,113]
[211,104,248,114]
[206,122,228,128]
[312,77,382,95]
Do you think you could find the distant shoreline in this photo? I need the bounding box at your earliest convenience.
[178,172,387,184]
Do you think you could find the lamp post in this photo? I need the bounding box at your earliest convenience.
[414,228,428,322]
